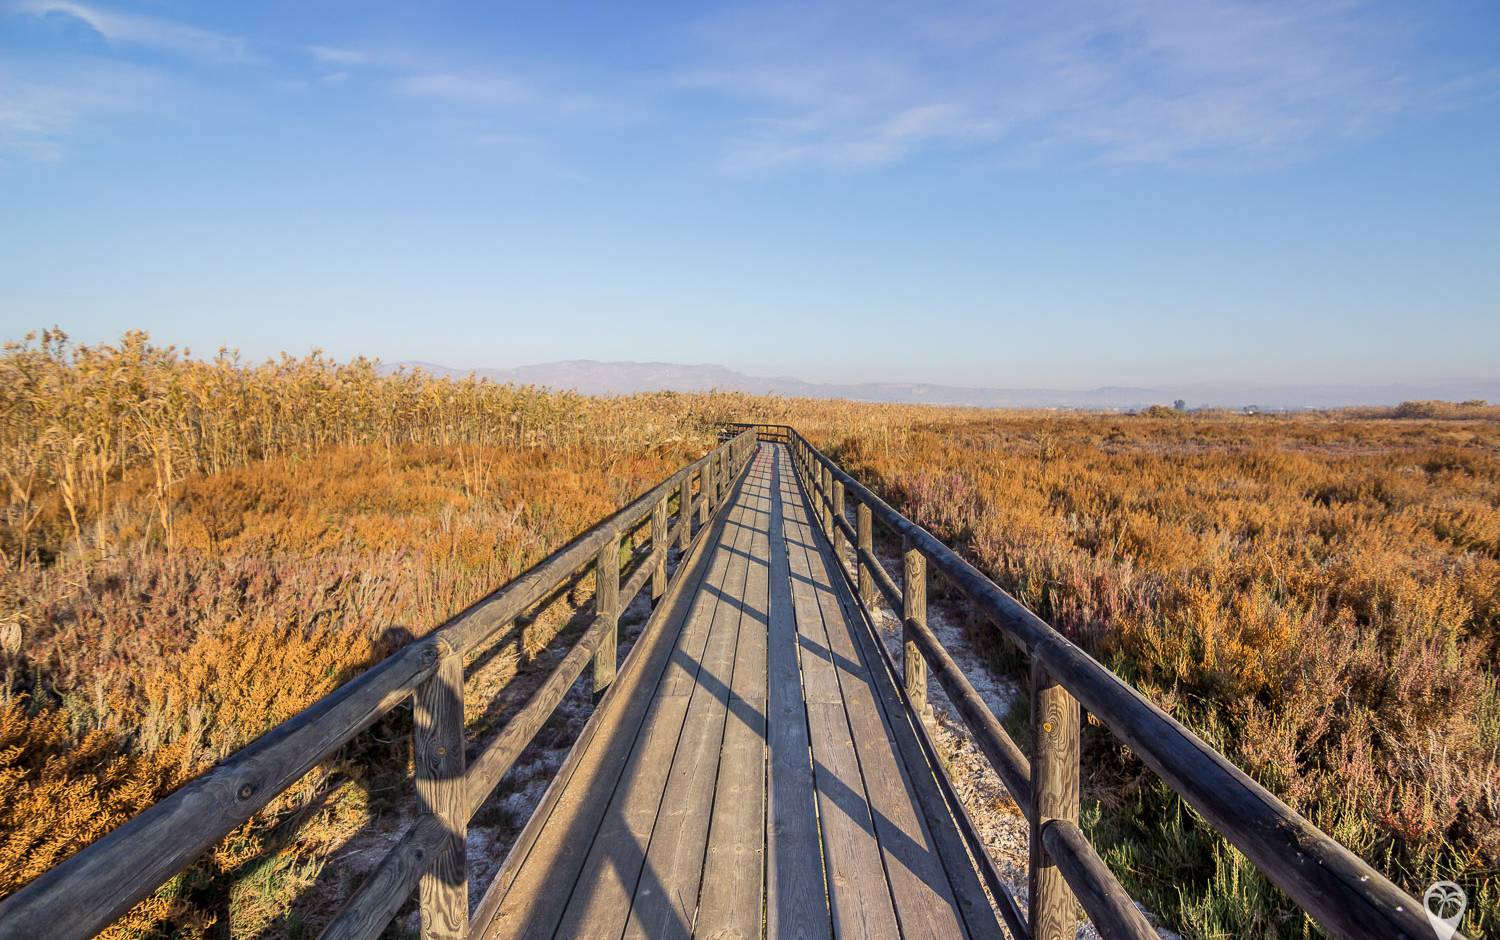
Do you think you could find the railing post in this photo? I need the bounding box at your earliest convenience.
[413,641,467,939]
[857,502,874,608]
[820,465,833,537]
[678,475,693,550]
[901,536,927,719]
[832,479,846,567]
[593,534,620,701]
[651,496,668,601]
[1030,661,1081,940]
[698,462,711,526]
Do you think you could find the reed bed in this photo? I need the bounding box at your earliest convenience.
[1,331,1495,937]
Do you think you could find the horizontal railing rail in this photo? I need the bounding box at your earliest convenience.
[751,423,1443,940]
[0,428,758,940]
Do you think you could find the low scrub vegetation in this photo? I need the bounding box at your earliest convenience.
[818,410,1498,938]
[0,331,1495,938]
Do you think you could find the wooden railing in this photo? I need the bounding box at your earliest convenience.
[0,428,758,940]
[743,423,1444,940]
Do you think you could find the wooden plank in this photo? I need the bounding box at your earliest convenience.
[413,645,467,939]
[462,616,607,819]
[696,451,773,939]
[593,534,621,699]
[320,814,447,940]
[765,446,833,939]
[786,466,970,939]
[804,702,899,940]
[795,435,1439,940]
[815,520,1004,938]
[781,464,844,708]
[780,457,900,940]
[1041,819,1155,940]
[902,537,928,719]
[550,469,758,939]
[473,487,742,940]
[619,455,765,939]
[857,502,875,608]
[652,496,669,601]
[1030,662,1080,940]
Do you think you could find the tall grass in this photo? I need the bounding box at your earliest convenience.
[1,331,1494,937]
[0,331,753,935]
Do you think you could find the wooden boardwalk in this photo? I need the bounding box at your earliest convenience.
[3,427,1433,940]
[470,444,1001,939]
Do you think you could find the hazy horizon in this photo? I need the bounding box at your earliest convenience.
[3,2,1499,386]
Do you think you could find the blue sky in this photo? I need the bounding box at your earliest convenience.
[2,1,1498,387]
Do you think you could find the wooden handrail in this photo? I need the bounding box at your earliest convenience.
[0,428,758,940]
[1040,819,1156,940]
[323,813,450,940]
[0,635,442,940]
[766,424,1444,940]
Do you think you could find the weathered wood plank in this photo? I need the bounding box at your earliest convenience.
[696,453,773,939]
[413,645,467,940]
[472,482,741,940]
[621,452,767,939]
[826,548,1005,940]
[651,496,668,601]
[765,447,833,939]
[462,616,607,819]
[805,702,900,940]
[788,467,970,939]
[319,814,446,940]
[781,460,900,940]
[781,468,844,707]
[902,536,928,720]
[549,471,757,939]
[1029,662,1080,940]
[1042,819,1155,940]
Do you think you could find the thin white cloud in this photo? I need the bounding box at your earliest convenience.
[683,0,1491,171]
[0,63,161,160]
[16,1,256,63]
[307,45,369,67]
[395,72,527,106]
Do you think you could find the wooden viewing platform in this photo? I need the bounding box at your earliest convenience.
[0,425,1447,940]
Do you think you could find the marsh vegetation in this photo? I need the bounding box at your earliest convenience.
[1,332,1494,937]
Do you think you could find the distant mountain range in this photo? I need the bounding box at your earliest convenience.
[388,360,1500,411]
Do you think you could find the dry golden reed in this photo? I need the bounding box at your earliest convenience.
[1,330,1495,938]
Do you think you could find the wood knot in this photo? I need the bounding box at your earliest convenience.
[237,783,256,801]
